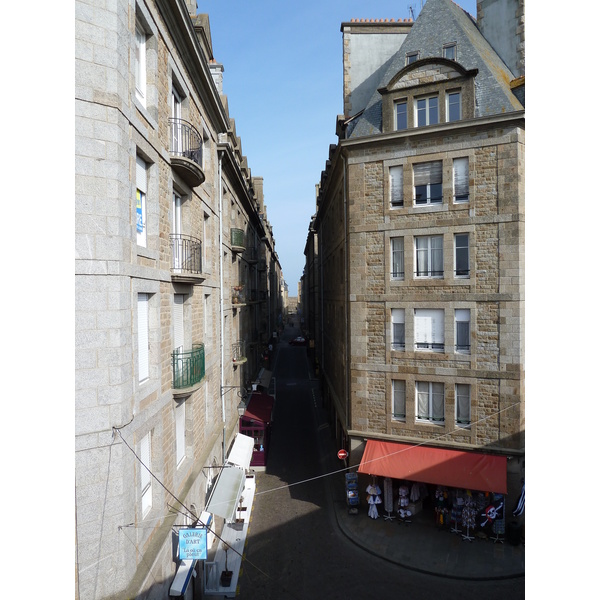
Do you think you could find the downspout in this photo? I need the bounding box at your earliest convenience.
[343,152,349,433]
[218,149,226,463]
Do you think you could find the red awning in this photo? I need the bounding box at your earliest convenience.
[357,440,507,494]
[243,391,274,425]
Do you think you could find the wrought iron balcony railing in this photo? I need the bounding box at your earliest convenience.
[232,341,247,365]
[171,234,202,275]
[169,118,203,164]
[231,228,246,251]
[232,285,245,305]
[168,118,205,187]
[172,343,205,389]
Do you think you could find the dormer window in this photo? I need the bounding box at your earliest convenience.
[395,101,408,131]
[443,43,457,60]
[406,51,419,65]
[415,95,439,127]
[446,91,461,122]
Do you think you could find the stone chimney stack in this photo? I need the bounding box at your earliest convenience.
[209,60,224,95]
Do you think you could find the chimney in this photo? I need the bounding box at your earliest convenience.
[209,60,224,95]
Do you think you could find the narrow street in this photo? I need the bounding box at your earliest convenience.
[235,323,525,600]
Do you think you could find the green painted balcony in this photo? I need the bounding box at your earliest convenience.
[172,343,205,396]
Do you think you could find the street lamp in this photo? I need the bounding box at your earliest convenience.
[237,399,246,418]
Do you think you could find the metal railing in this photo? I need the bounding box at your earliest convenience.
[231,228,245,249]
[172,343,205,389]
[232,341,246,363]
[170,234,202,274]
[168,118,203,166]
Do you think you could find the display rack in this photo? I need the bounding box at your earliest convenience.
[345,472,359,515]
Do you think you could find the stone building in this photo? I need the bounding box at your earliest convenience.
[308,0,525,518]
[75,1,282,598]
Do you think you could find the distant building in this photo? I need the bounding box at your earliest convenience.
[75,1,282,598]
[308,0,525,520]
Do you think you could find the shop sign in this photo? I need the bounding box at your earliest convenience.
[178,528,207,560]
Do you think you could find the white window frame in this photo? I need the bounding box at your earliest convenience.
[455,309,471,354]
[446,90,461,122]
[455,383,471,426]
[443,43,457,60]
[175,400,186,467]
[391,308,405,351]
[415,95,439,127]
[134,23,147,106]
[140,431,152,517]
[453,157,470,203]
[390,165,404,207]
[391,237,404,280]
[415,235,444,278]
[392,380,406,420]
[416,381,445,424]
[136,155,148,247]
[414,308,445,352]
[137,293,149,382]
[395,101,408,131]
[406,51,419,65]
[454,233,470,278]
[413,161,443,206]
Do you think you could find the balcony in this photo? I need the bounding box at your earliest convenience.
[170,234,204,283]
[169,118,205,188]
[231,228,246,253]
[172,343,205,397]
[232,285,246,307]
[232,341,247,366]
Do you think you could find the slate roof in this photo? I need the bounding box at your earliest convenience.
[348,0,523,139]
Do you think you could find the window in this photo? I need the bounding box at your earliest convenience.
[140,431,152,516]
[171,87,183,154]
[392,380,406,420]
[413,161,442,205]
[453,157,469,203]
[443,43,457,60]
[395,101,408,131]
[454,234,469,277]
[175,400,186,467]
[136,155,148,247]
[414,309,444,352]
[138,293,149,382]
[391,237,404,279]
[447,91,461,122]
[390,165,404,206]
[134,23,147,106]
[391,309,405,351]
[415,95,438,127]
[455,384,471,426]
[415,235,443,277]
[416,381,444,423]
[455,309,471,353]
[406,52,419,65]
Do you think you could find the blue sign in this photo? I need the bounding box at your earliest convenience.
[179,528,207,560]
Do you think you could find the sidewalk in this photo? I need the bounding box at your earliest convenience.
[330,490,525,580]
[305,359,525,581]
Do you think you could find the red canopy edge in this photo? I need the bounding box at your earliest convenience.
[357,440,507,494]
[243,391,274,425]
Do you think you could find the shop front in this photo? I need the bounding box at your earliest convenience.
[239,391,274,468]
[357,440,513,541]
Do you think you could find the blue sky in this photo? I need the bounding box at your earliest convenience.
[199,0,477,293]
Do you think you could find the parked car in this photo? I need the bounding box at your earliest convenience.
[289,336,307,346]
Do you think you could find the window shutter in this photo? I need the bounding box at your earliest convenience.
[390,166,403,206]
[453,157,469,200]
[136,155,147,193]
[176,401,185,466]
[413,161,442,186]
[173,294,184,352]
[138,294,149,381]
[393,380,406,418]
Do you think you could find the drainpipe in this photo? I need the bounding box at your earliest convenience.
[343,152,349,433]
[218,149,226,463]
